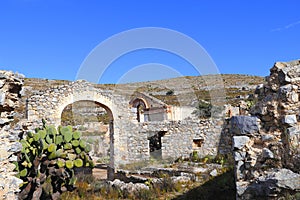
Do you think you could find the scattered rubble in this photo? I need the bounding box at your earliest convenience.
[0,71,24,200]
[233,60,300,199]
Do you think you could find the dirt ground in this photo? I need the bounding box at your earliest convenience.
[92,164,107,180]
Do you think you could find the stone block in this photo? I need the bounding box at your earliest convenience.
[236,160,245,180]
[283,114,297,125]
[8,142,22,153]
[210,169,218,177]
[231,116,259,135]
[286,126,300,136]
[233,136,250,150]
[234,151,246,161]
[262,168,300,191]
[262,148,274,159]
[0,72,7,79]
[0,92,5,105]
[286,126,300,151]
[236,181,250,196]
[261,134,274,142]
[0,118,11,125]
[291,92,298,102]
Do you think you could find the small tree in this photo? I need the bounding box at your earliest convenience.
[166,90,174,96]
[16,121,94,200]
[192,100,212,118]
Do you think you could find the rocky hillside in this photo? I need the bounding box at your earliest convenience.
[16,74,264,126]
[23,74,264,107]
[120,74,264,106]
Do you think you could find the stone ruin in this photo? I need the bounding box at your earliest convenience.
[0,59,300,199]
[232,60,300,199]
[0,71,24,199]
[0,70,227,199]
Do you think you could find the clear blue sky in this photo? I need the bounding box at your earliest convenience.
[1,1,300,83]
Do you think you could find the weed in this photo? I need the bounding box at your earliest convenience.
[134,189,154,200]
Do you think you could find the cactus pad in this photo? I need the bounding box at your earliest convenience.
[74,159,83,167]
[67,153,77,160]
[48,143,57,153]
[79,139,87,149]
[19,168,28,177]
[33,133,41,141]
[73,131,82,140]
[38,130,47,139]
[55,135,63,145]
[46,125,57,135]
[64,143,72,150]
[45,135,52,144]
[27,132,34,138]
[84,144,92,153]
[57,159,65,168]
[63,132,72,143]
[60,125,72,135]
[71,140,79,147]
[48,151,57,160]
[65,160,74,169]
[75,147,81,154]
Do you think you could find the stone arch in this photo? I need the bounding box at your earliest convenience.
[130,97,150,109]
[27,81,116,125]
[27,81,117,179]
[55,90,114,125]
[130,97,149,122]
[57,93,115,180]
[60,100,113,125]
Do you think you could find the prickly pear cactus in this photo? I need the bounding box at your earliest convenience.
[16,121,94,200]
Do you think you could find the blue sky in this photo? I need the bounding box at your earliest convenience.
[0,1,300,83]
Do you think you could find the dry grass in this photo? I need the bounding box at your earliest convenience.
[22,74,264,108]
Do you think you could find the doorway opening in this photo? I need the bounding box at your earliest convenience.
[148,131,166,159]
[61,100,114,180]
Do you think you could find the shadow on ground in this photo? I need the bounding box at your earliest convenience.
[173,169,236,200]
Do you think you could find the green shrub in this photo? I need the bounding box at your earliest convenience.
[192,100,212,118]
[191,151,200,162]
[166,90,174,96]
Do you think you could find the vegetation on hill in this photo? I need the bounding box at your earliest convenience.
[23,74,264,107]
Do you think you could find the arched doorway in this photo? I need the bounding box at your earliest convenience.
[61,100,114,180]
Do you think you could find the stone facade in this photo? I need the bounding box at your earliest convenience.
[0,73,229,198]
[25,80,228,169]
[232,60,300,199]
[124,119,224,163]
[0,71,24,200]
[26,80,137,177]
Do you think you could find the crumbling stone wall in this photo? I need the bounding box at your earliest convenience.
[0,71,24,199]
[232,60,300,199]
[123,118,225,163]
[26,80,230,167]
[254,60,300,172]
[0,70,238,198]
[26,80,120,125]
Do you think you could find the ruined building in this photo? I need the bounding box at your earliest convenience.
[0,59,300,199]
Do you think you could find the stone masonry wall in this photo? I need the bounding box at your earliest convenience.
[0,71,24,200]
[122,118,226,163]
[27,80,117,125]
[254,60,300,172]
[232,60,300,199]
